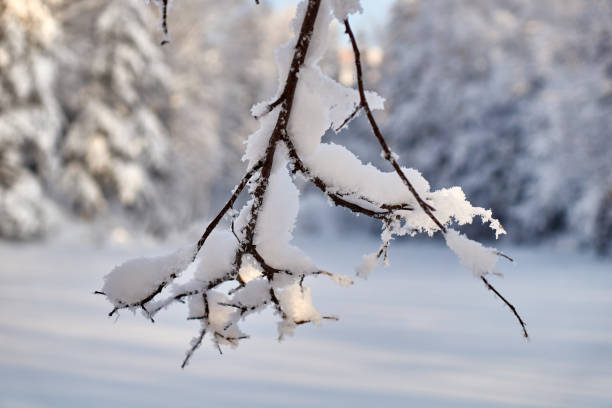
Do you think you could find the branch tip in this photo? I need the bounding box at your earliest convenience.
[481,276,528,339]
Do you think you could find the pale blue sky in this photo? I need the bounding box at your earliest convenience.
[267,0,395,43]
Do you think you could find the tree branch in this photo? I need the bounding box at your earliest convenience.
[343,19,444,231]
[481,276,529,338]
[243,0,322,248]
[342,18,528,339]
[101,2,528,366]
[159,0,170,45]
[334,103,362,132]
[181,293,209,368]
[284,135,413,219]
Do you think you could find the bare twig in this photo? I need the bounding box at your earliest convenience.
[181,327,206,368]
[160,0,170,45]
[196,158,264,257]
[481,276,529,338]
[253,91,286,119]
[335,103,362,132]
[181,294,209,368]
[495,251,515,262]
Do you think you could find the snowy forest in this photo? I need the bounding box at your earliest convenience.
[2,1,612,407]
[1,0,610,254]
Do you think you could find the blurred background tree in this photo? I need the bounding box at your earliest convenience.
[379,0,612,252]
[0,0,63,239]
[58,0,173,234]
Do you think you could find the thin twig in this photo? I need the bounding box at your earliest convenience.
[254,91,286,119]
[181,327,206,369]
[160,0,170,45]
[495,251,514,262]
[335,103,362,132]
[196,158,264,257]
[181,293,210,368]
[481,276,529,339]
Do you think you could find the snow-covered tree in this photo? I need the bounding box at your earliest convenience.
[0,0,63,239]
[58,0,173,229]
[99,0,527,367]
[382,0,612,252]
[165,0,290,220]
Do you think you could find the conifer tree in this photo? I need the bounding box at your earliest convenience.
[59,0,173,229]
[0,0,63,239]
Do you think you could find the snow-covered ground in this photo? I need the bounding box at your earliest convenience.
[1,233,611,407]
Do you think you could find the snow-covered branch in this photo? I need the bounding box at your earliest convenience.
[340,18,525,337]
[98,0,528,368]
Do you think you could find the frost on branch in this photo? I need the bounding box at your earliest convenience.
[98,0,527,367]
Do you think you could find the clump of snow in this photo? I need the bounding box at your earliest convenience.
[330,0,363,21]
[430,187,506,238]
[238,262,263,283]
[255,164,318,275]
[298,66,384,137]
[187,291,206,319]
[444,229,500,277]
[306,143,429,205]
[289,79,331,158]
[279,284,322,326]
[195,231,238,283]
[232,279,271,308]
[243,108,279,168]
[102,245,195,307]
[255,163,299,246]
[206,291,234,333]
[304,143,505,239]
[329,272,354,286]
[356,252,378,279]
[304,0,333,66]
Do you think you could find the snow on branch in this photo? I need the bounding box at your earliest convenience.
[98,0,528,368]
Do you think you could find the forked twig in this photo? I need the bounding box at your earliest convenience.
[342,18,528,339]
